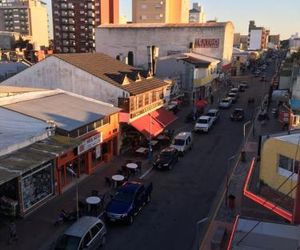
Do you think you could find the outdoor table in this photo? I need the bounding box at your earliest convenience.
[112,174,125,188]
[86,196,101,216]
[135,147,148,154]
[126,163,138,170]
[86,196,101,205]
[150,140,159,146]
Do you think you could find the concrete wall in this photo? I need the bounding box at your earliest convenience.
[96,23,234,69]
[260,138,298,198]
[2,56,127,106]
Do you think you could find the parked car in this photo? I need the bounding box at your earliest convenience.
[227,92,238,104]
[54,216,107,250]
[194,116,214,133]
[230,88,239,94]
[153,147,179,170]
[238,82,248,92]
[206,109,220,124]
[170,131,193,155]
[105,181,153,225]
[219,97,232,109]
[230,108,245,121]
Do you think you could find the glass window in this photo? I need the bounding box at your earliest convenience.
[138,95,143,108]
[78,126,87,136]
[102,116,110,126]
[96,222,103,231]
[91,225,100,238]
[83,232,91,247]
[278,155,299,174]
[145,93,149,105]
[152,91,157,102]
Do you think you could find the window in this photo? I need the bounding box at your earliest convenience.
[96,222,103,231]
[278,155,299,174]
[91,225,100,238]
[82,232,91,247]
[145,93,149,105]
[128,51,134,66]
[138,95,143,108]
[141,4,147,9]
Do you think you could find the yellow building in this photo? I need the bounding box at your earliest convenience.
[132,0,189,23]
[260,133,300,198]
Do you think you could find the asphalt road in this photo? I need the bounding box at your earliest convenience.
[103,63,276,250]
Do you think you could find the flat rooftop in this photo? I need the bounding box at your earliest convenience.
[4,90,120,132]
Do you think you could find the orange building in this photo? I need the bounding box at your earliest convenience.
[101,0,119,24]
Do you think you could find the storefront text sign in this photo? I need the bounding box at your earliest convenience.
[194,39,220,48]
[78,133,102,155]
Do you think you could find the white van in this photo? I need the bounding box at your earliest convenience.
[170,132,193,155]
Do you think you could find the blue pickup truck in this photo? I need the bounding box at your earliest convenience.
[105,181,153,225]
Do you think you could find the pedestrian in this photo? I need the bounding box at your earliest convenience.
[210,94,214,104]
[8,220,18,244]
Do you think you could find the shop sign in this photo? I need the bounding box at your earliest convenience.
[194,38,220,48]
[78,133,102,155]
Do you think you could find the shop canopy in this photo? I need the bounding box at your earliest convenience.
[195,99,208,109]
[151,108,177,127]
[131,114,164,139]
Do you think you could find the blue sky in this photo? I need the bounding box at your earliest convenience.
[46,0,299,39]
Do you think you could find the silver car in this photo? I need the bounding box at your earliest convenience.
[54,216,107,250]
[219,97,232,109]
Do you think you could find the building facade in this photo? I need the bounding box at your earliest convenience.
[132,0,189,23]
[52,0,119,53]
[247,20,269,51]
[268,34,280,49]
[96,22,234,71]
[0,0,49,50]
[189,2,206,23]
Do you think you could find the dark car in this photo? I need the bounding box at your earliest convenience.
[105,181,152,225]
[230,108,245,121]
[153,147,179,170]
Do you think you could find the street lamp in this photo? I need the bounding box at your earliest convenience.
[67,165,79,219]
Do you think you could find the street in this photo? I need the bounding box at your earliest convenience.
[103,62,276,250]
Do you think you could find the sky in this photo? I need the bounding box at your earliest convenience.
[45,0,300,40]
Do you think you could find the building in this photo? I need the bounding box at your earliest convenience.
[240,35,248,50]
[0,61,30,82]
[132,0,189,24]
[1,53,175,152]
[247,21,269,51]
[0,0,49,50]
[96,22,234,71]
[289,33,300,53]
[52,0,119,53]
[228,217,300,249]
[0,31,21,50]
[268,34,280,49]
[189,2,206,23]
[1,89,120,194]
[233,33,241,48]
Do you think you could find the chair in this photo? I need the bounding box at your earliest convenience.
[104,177,112,187]
[91,190,99,196]
[136,161,142,174]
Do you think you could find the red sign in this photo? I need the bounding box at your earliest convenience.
[194,38,220,48]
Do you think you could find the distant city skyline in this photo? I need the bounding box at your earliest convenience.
[45,0,299,40]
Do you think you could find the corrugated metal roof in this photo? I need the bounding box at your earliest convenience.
[0,107,48,155]
[4,92,120,132]
[53,53,169,95]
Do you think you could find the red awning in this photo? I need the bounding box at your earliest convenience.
[150,108,177,127]
[222,63,232,71]
[131,114,164,139]
[195,99,208,108]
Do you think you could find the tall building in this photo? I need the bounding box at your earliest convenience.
[0,0,49,50]
[132,0,189,23]
[52,0,119,53]
[247,20,269,50]
[189,2,206,23]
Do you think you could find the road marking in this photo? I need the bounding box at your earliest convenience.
[140,166,153,179]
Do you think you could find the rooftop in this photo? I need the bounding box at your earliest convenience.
[0,107,48,156]
[53,53,169,95]
[181,53,221,67]
[230,217,300,250]
[3,90,120,132]
[99,22,232,29]
[0,85,46,97]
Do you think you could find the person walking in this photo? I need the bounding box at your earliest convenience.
[8,220,18,244]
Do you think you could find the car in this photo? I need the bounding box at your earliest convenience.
[239,81,248,90]
[153,147,179,170]
[105,181,153,225]
[194,116,214,133]
[230,108,245,121]
[230,88,239,94]
[170,131,193,154]
[219,97,232,109]
[54,216,107,250]
[206,109,220,124]
[227,92,238,103]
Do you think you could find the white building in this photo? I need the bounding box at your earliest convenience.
[289,33,300,53]
[248,29,264,51]
[95,22,234,71]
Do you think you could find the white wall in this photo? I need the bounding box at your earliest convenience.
[249,29,262,50]
[96,23,234,69]
[2,56,127,106]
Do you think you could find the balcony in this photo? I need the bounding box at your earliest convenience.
[60,3,67,9]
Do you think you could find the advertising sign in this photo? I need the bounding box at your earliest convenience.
[78,133,102,155]
[194,38,220,48]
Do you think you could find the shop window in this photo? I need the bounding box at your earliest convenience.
[138,95,143,108]
[102,116,110,126]
[102,142,109,155]
[92,145,102,166]
[278,154,299,174]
